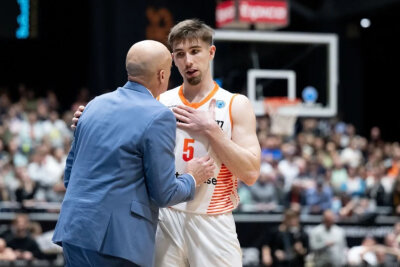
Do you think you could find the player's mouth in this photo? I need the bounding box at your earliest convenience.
[186,69,198,77]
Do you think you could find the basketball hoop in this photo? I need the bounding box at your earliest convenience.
[264,97,301,136]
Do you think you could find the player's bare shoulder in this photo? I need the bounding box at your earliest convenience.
[230,94,255,118]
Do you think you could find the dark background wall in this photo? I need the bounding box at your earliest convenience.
[1,0,400,140]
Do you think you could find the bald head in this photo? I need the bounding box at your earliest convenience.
[126,40,172,97]
[126,40,171,80]
[322,210,336,228]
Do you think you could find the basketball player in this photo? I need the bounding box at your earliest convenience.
[72,19,260,267]
[155,19,261,267]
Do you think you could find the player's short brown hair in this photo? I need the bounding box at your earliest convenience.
[168,19,214,49]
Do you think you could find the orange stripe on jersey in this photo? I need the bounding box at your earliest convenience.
[229,94,238,131]
[208,202,234,209]
[207,164,235,214]
[178,82,219,109]
[208,204,234,213]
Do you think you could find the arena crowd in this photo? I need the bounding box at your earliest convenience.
[0,85,399,266]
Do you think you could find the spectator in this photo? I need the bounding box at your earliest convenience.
[365,165,387,206]
[27,144,65,201]
[387,146,400,178]
[284,182,306,211]
[6,137,28,167]
[347,236,378,266]
[304,179,333,214]
[261,209,308,267]
[15,166,38,205]
[341,166,365,197]
[2,214,43,260]
[369,126,383,149]
[18,111,44,152]
[261,135,283,162]
[331,157,348,193]
[339,197,377,222]
[391,177,400,215]
[278,143,299,192]
[247,162,281,212]
[340,137,363,168]
[378,232,400,265]
[45,91,59,112]
[30,222,62,256]
[309,210,347,267]
[42,110,72,148]
[0,238,17,261]
[0,176,10,201]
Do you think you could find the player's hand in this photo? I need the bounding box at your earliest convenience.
[71,105,85,130]
[186,155,215,186]
[172,99,217,136]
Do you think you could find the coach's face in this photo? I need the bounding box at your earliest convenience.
[172,39,215,86]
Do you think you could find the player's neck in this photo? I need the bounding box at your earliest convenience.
[182,77,215,103]
[182,79,215,103]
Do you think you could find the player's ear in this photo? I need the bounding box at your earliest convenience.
[209,45,216,60]
[171,53,176,64]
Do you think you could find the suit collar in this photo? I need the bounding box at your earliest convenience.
[122,81,153,97]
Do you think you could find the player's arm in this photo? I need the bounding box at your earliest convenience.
[205,95,260,185]
[174,95,261,185]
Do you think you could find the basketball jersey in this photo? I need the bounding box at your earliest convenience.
[158,82,240,215]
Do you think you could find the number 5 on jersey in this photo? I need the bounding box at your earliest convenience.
[183,138,195,161]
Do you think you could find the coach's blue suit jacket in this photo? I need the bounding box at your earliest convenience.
[53,81,195,266]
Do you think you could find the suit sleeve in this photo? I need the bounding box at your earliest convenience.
[143,108,195,207]
[64,132,77,189]
[63,100,93,188]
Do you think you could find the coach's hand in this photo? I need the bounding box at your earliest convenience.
[186,156,215,186]
[71,105,85,130]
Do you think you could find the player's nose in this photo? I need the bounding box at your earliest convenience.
[185,54,194,65]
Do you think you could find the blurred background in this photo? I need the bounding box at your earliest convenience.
[1,0,400,266]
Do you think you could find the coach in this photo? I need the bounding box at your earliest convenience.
[52,40,214,266]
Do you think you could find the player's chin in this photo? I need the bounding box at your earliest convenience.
[187,76,201,85]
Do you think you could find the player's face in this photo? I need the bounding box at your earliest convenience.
[172,39,215,86]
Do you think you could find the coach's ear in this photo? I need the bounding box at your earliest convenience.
[159,69,166,81]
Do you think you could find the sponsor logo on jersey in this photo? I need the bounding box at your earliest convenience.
[204,177,217,185]
[216,100,225,108]
[216,120,224,128]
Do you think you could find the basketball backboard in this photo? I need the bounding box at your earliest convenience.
[212,30,339,117]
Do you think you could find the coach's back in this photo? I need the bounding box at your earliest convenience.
[53,81,196,266]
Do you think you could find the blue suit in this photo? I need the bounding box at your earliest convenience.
[53,81,195,266]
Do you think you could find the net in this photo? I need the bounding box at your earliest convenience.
[264,97,301,136]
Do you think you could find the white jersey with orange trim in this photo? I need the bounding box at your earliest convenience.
[158,82,240,215]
